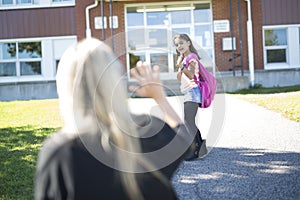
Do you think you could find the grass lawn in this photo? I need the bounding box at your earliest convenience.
[0,99,62,200]
[230,85,300,122]
[0,85,299,199]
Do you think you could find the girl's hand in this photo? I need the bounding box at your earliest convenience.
[129,61,165,101]
[188,58,197,70]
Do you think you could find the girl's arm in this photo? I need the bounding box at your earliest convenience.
[181,64,194,79]
[177,58,195,80]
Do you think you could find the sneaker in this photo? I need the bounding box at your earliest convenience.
[184,150,199,161]
[184,140,199,161]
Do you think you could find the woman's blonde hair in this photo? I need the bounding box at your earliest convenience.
[56,38,150,199]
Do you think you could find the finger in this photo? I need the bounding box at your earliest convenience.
[137,61,151,77]
[152,65,163,86]
[152,65,160,72]
[135,61,147,77]
[152,65,160,78]
[136,60,143,68]
[130,68,143,83]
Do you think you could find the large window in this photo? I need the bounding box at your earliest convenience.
[0,0,74,7]
[263,26,300,69]
[264,29,287,63]
[52,0,72,2]
[0,42,42,77]
[0,36,76,83]
[126,2,213,78]
[1,0,13,4]
[0,0,32,5]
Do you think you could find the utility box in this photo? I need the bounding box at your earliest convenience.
[222,37,236,51]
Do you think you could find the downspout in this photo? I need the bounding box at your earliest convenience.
[100,0,106,40]
[238,0,244,76]
[245,0,255,87]
[230,0,235,76]
[109,0,114,51]
[86,0,99,38]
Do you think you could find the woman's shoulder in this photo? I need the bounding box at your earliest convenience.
[36,131,78,170]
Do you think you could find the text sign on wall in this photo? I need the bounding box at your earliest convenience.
[213,20,230,33]
[95,17,107,29]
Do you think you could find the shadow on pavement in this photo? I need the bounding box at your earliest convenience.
[172,147,300,200]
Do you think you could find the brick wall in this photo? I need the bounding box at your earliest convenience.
[252,0,264,70]
[212,0,250,72]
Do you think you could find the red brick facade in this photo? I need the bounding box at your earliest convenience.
[252,0,264,70]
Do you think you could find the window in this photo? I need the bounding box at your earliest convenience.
[0,0,74,8]
[127,7,144,26]
[126,2,213,77]
[1,0,13,5]
[170,10,191,24]
[263,26,300,69]
[150,53,168,72]
[17,0,32,3]
[0,0,32,5]
[147,11,170,26]
[193,3,211,23]
[148,29,168,48]
[0,41,42,77]
[264,29,287,63]
[52,0,72,2]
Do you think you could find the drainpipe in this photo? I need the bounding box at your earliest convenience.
[100,0,106,40]
[245,0,255,87]
[86,0,99,38]
[109,0,114,51]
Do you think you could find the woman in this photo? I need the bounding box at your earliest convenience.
[174,33,208,161]
[34,38,194,200]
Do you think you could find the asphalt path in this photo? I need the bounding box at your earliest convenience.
[129,94,300,200]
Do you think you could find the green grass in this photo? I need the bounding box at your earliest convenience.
[0,99,62,200]
[231,85,300,122]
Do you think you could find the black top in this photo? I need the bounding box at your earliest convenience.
[35,115,190,200]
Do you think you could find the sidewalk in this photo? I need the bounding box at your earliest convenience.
[129,94,300,200]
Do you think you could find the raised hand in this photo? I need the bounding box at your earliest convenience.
[130,61,182,128]
[129,61,165,101]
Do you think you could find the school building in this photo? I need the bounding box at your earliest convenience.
[1,0,300,100]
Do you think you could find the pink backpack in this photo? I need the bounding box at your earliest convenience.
[186,54,217,108]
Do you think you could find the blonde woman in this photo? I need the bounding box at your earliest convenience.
[35,38,193,200]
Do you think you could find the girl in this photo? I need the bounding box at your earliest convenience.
[174,33,208,161]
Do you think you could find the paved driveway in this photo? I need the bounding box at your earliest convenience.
[171,95,300,200]
[129,94,300,200]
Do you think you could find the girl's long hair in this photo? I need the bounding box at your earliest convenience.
[56,38,165,200]
[173,33,201,60]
